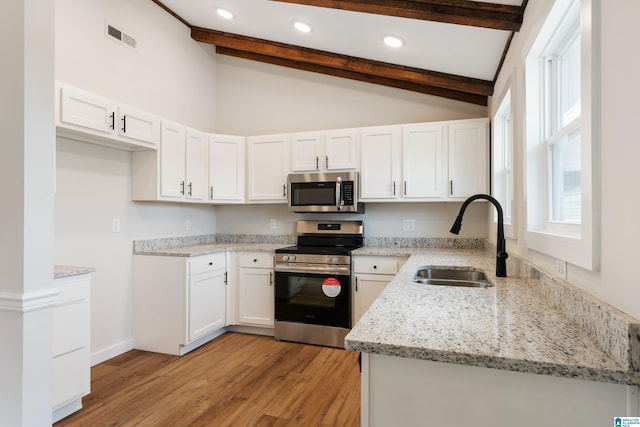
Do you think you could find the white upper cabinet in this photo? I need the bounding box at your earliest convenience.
[402,123,444,200]
[247,134,291,202]
[159,122,186,199]
[57,82,159,150]
[184,129,207,201]
[132,122,207,203]
[359,126,401,200]
[208,134,245,203]
[291,131,324,172]
[116,105,159,147]
[290,129,358,172]
[447,119,488,200]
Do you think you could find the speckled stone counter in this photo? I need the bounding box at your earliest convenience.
[347,247,640,385]
[133,234,293,257]
[54,265,95,279]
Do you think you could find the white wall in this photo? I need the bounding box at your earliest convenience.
[55,0,216,130]
[490,0,640,320]
[216,203,488,239]
[54,0,219,362]
[215,55,487,135]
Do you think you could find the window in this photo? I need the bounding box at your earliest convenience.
[524,0,600,270]
[493,86,515,239]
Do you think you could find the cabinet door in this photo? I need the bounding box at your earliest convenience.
[403,124,444,199]
[160,121,186,199]
[291,131,324,172]
[188,269,226,342]
[238,267,274,327]
[360,126,401,200]
[117,105,159,147]
[353,274,394,325]
[185,129,207,201]
[247,134,290,202]
[325,129,358,170]
[59,86,116,135]
[208,134,245,202]
[448,120,488,199]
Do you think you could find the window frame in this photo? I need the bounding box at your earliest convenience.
[523,0,600,270]
[492,82,516,239]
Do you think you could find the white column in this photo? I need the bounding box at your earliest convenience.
[0,0,56,425]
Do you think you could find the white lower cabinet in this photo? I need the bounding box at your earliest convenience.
[353,256,407,325]
[362,353,637,427]
[52,274,91,423]
[133,252,227,355]
[237,252,274,327]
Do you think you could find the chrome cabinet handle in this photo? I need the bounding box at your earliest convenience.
[325,155,329,169]
[110,112,115,130]
[188,182,193,196]
[393,181,396,196]
[121,115,126,133]
[269,272,273,286]
[450,180,453,196]
[283,184,286,198]
[404,181,407,196]
[210,186,213,199]
[355,277,359,292]
[316,156,319,170]
[180,181,185,195]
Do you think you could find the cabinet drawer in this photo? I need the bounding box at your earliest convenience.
[52,347,90,409]
[353,256,407,275]
[189,253,225,276]
[238,252,273,268]
[55,277,90,305]
[53,301,90,357]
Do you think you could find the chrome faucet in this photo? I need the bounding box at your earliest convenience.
[450,194,508,277]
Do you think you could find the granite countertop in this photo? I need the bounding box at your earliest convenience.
[54,265,95,279]
[346,248,640,385]
[134,243,288,257]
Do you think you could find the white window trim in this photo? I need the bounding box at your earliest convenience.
[523,0,601,271]
[492,79,516,240]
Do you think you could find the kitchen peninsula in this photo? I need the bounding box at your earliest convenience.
[346,247,640,427]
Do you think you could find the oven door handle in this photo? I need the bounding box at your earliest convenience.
[275,263,350,275]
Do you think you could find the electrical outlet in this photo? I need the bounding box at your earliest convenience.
[554,259,567,280]
[402,219,415,231]
[270,218,277,229]
[112,218,120,233]
[186,219,192,230]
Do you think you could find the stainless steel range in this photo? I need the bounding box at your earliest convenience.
[274,220,363,348]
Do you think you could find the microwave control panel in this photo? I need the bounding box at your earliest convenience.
[342,181,355,206]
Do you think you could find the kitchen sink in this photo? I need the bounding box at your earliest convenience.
[413,267,494,288]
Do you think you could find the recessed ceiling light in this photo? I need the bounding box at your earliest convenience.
[293,21,312,33]
[383,36,404,48]
[216,8,234,20]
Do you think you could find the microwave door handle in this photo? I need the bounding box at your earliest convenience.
[336,177,342,211]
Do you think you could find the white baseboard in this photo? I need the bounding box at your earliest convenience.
[90,338,134,366]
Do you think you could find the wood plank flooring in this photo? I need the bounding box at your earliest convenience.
[55,332,361,427]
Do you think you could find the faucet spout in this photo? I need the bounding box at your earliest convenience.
[450,194,508,277]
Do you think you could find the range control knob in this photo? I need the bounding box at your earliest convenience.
[282,255,289,261]
[332,257,340,264]
[289,255,296,261]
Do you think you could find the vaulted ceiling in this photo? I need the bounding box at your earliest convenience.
[153,0,528,106]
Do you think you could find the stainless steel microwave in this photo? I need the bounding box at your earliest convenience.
[287,172,364,213]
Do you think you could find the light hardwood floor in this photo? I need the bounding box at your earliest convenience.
[55,332,361,426]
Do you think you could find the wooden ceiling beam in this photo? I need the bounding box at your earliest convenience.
[272,0,523,31]
[192,27,493,101]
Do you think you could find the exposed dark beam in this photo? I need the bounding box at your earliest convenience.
[192,27,493,100]
[272,0,523,31]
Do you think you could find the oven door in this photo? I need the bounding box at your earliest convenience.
[274,264,351,329]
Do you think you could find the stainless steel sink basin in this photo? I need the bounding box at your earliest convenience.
[413,267,494,288]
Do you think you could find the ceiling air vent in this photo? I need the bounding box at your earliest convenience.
[106,23,137,50]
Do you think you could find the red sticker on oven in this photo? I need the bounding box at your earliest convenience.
[322,277,341,298]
